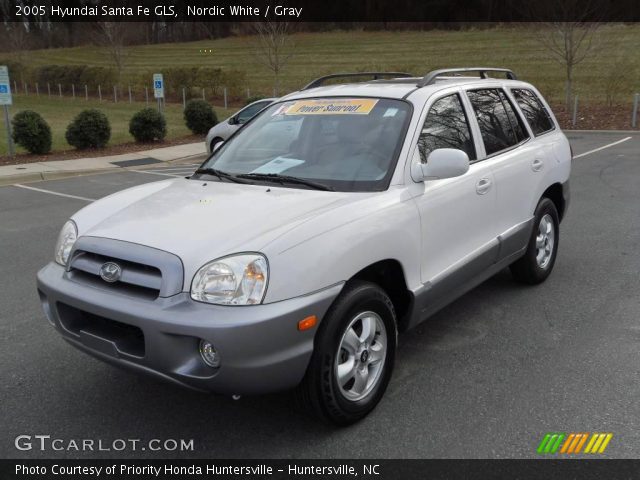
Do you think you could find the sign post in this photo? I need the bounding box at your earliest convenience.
[153,73,164,113]
[0,66,14,157]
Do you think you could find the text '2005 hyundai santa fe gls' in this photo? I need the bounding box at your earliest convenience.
[37,68,570,425]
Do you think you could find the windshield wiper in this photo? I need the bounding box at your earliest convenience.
[192,167,250,184]
[236,173,334,191]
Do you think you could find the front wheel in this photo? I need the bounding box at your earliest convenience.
[510,197,560,284]
[296,281,397,426]
[210,137,224,153]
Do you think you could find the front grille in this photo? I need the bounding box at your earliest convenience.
[69,251,161,300]
[66,236,185,299]
[57,303,145,358]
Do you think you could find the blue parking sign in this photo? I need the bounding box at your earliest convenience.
[0,65,11,105]
[153,73,164,99]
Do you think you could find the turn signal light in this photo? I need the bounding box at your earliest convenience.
[297,315,317,331]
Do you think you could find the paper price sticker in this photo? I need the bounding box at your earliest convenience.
[280,98,379,115]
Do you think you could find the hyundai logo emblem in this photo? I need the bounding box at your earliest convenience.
[99,262,122,283]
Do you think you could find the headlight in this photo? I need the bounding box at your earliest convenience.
[191,253,268,305]
[54,220,77,267]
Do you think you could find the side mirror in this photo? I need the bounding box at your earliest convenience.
[411,148,469,181]
[228,117,238,125]
[213,140,224,152]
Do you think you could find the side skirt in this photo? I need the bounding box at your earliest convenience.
[405,218,533,330]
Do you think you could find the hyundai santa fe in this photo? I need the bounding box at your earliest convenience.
[37,68,570,425]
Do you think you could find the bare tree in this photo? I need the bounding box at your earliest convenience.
[0,22,30,61]
[529,1,600,108]
[251,21,294,95]
[95,22,129,80]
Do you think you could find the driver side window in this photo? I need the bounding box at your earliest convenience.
[418,93,476,163]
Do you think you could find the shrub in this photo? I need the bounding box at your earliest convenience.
[129,108,167,142]
[0,60,29,86]
[220,70,248,98]
[162,67,201,98]
[11,110,52,154]
[184,100,217,134]
[65,109,111,149]
[35,65,116,94]
[198,67,225,96]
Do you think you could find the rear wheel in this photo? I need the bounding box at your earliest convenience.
[296,281,397,426]
[510,197,560,284]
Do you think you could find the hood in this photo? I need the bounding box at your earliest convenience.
[79,178,357,265]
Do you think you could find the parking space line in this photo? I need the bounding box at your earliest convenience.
[128,170,182,178]
[13,184,95,202]
[142,168,195,175]
[145,167,196,173]
[573,136,632,159]
[153,163,200,168]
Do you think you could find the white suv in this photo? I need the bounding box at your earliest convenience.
[37,68,570,425]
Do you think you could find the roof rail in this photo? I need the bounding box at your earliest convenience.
[302,72,414,90]
[417,68,517,87]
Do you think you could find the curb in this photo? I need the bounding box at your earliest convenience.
[0,152,206,187]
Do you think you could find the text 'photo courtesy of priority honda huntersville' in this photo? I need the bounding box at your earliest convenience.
[37,68,570,426]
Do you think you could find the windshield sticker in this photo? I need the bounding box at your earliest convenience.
[279,99,379,116]
[383,107,399,117]
[251,157,305,174]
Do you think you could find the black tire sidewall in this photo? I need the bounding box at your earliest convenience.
[210,137,223,152]
[527,198,560,281]
[312,282,397,423]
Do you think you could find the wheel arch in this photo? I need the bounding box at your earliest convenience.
[541,182,566,221]
[209,136,224,152]
[348,259,413,332]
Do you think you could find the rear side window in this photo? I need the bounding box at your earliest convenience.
[236,101,271,123]
[512,88,555,136]
[418,93,476,163]
[467,89,528,156]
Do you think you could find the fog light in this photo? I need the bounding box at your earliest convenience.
[199,340,220,368]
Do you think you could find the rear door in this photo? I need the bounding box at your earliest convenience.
[464,87,534,260]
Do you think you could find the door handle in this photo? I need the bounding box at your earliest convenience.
[532,158,544,172]
[476,177,492,195]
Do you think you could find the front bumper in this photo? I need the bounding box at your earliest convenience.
[37,262,342,395]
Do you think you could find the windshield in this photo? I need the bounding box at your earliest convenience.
[199,97,411,192]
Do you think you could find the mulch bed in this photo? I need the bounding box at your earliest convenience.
[0,135,204,166]
[551,103,638,131]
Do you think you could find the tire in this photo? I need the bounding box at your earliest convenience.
[210,137,223,152]
[510,197,560,284]
[296,281,397,426]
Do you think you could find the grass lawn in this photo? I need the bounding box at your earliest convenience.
[0,95,233,155]
[2,24,639,155]
[10,24,640,103]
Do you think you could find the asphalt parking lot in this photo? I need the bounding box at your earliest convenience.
[1,131,639,459]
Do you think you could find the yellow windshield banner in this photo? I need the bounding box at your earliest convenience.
[281,98,379,115]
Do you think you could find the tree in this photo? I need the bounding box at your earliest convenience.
[95,22,129,80]
[251,21,295,95]
[529,1,599,108]
[1,22,30,63]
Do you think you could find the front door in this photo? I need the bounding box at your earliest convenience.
[412,92,499,293]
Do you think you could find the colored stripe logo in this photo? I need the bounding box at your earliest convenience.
[537,433,613,454]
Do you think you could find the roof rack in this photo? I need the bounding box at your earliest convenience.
[417,68,517,87]
[302,72,414,90]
